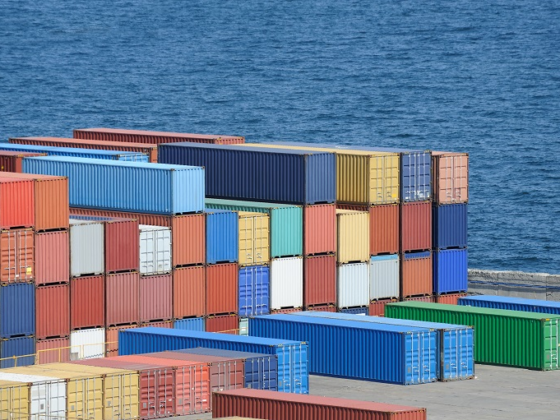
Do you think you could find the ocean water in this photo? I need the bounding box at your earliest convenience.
[1,1,559,273]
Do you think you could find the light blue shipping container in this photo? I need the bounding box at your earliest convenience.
[0,336,35,368]
[249,314,437,385]
[22,156,205,215]
[458,295,560,316]
[293,311,475,381]
[0,143,149,161]
[0,284,35,339]
[173,317,205,332]
[433,248,468,294]
[239,265,270,317]
[205,208,239,264]
[118,327,309,394]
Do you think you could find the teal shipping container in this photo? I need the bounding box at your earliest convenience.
[206,198,303,258]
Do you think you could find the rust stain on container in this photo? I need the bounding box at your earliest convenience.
[400,202,432,253]
[70,275,104,330]
[139,274,172,323]
[35,231,69,286]
[206,314,239,335]
[304,254,336,307]
[401,252,433,298]
[173,266,205,319]
[36,284,70,339]
[432,151,468,204]
[106,272,139,326]
[0,151,45,172]
[36,337,70,364]
[105,324,139,357]
[369,299,398,316]
[104,218,140,273]
[0,177,34,229]
[206,263,238,316]
[0,229,34,283]
[303,204,336,255]
[435,293,466,304]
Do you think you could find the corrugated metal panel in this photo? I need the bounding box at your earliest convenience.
[400,202,432,253]
[270,257,303,311]
[206,209,239,264]
[340,307,368,315]
[70,219,104,277]
[70,328,105,360]
[207,263,238,316]
[173,266,206,318]
[304,255,336,307]
[174,317,205,332]
[0,229,34,283]
[306,304,337,312]
[139,225,171,275]
[458,295,560,315]
[139,274,172,322]
[402,252,433,298]
[239,265,270,317]
[433,249,468,294]
[369,299,398,316]
[0,143,149,161]
[238,212,269,267]
[206,314,240,334]
[433,204,468,250]
[432,152,469,204]
[22,156,205,214]
[404,296,435,303]
[0,178,34,229]
[0,284,35,338]
[0,337,35,368]
[104,218,140,273]
[435,293,466,305]
[336,210,369,263]
[159,143,336,205]
[36,337,70,364]
[337,263,369,309]
[0,379,30,418]
[172,214,205,266]
[35,231,69,285]
[70,276,104,330]
[36,284,70,340]
[0,151,44,172]
[106,272,140,326]
[141,320,173,329]
[370,255,400,300]
[249,315,437,385]
[105,324,139,357]
[303,204,336,255]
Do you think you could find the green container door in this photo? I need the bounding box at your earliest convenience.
[385,302,560,371]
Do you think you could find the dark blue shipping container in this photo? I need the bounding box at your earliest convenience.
[0,336,35,368]
[205,209,239,264]
[158,143,336,205]
[458,295,560,316]
[339,307,369,315]
[249,314,437,385]
[119,327,309,394]
[433,249,468,294]
[177,347,278,391]
[173,317,205,331]
[239,266,270,317]
[0,143,149,161]
[433,204,468,249]
[0,284,35,338]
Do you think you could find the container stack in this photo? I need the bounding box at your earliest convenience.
[0,142,150,161]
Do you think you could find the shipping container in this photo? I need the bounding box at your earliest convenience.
[238,212,269,267]
[436,293,466,305]
[173,266,205,319]
[35,231,69,285]
[69,219,104,277]
[0,142,149,161]
[239,318,248,336]
[0,229,34,283]
[400,202,432,253]
[0,150,44,172]
[432,152,469,204]
[206,199,302,258]
[239,265,270,317]
[385,302,560,370]
[303,204,336,255]
[159,143,336,205]
[306,304,336,312]
[174,317,205,332]
[433,249,468,294]
[70,328,105,360]
[11,135,158,162]
[401,251,433,298]
[70,275,104,330]
[270,308,302,315]
[139,274,172,322]
[370,255,400,301]
[105,324,139,357]
[206,209,239,264]
[337,263,369,309]
[106,272,140,326]
[207,314,239,335]
[102,217,140,273]
[207,263,238,316]
[0,283,35,338]
[0,379,30,418]
[270,257,303,311]
[36,337,70,364]
[23,156,205,214]
[369,299,398,316]
[304,255,336,308]
[432,203,468,250]
[0,178,34,229]
[118,327,309,394]
[249,315,437,385]
[140,225,171,275]
[335,210,369,264]
[74,127,245,145]
[0,337,35,368]
[141,320,173,329]
[339,307,368,315]
[35,283,70,340]
[404,296,435,303]
[458,295,560,315]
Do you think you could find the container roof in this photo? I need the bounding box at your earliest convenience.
[24,155,202,171]
[0,142,142,156]
[160,142,333,156]
[460,295,560,309]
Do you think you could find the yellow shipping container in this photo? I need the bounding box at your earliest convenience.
[0,380,29,420]
[238,211,270,266]
[336,210,370,264]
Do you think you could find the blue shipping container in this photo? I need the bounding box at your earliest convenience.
[433,204,468,249]
[158,143,336,205]
[177,347,278,391]
[239,266,270,317]
[433,249,468,294]
[173,317,205,332]
[205,209,239,264]
[293,311,475,381]
[0,284,35,338]
[458,295,560,316]
[249,314,437,385]
[0,336,35,368]
[340,307,368,315]
[0,143,149,162]
[119,327,309,394]
[23,156,205,215]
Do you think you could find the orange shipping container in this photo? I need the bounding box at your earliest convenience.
[369,299,398,316]
[0,229,34,283]
[141,320,173,329]
[70,275,104,330]
[0,178,34,229]
[306,304,337,312]
[105,324,139,357]
[139,274,172,322]
[401,252,433,298]
[173,266,205,319]
[400,202,431,253]
[36,337,70,364]
[303,204,336,255]
[435,293,467,305]
[206,264,238,316]
[432,152,469,204]
[206,314,239,335]
[404,295,435,303]
[106,272,139,326]
[36,284,70,339]
[35,231,69,285]
[304,255,336,307]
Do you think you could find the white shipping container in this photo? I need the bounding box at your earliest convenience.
[139,225,172,275]
[270,257,303,310]
[369,254,400,300]
[70,219,104,277]
[337,262,369,309]
[70,328,105,360]
[0,372,67,419]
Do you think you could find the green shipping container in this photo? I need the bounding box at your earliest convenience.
[385,302,560,371]
[206,199,303,258]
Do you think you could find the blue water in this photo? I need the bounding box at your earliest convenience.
[1,1,559,273]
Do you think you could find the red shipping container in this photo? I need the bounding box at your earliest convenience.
[369,299,398,316]
[173,266,205,319]
[206,314,239,335]
[105,324,139,357]
[139,274,172,322]
[304,254,336,307]
[435,293,467,305]
[404,295,435,303]
[36,337,70,364]
[141,320,173,329]
[104,217,139,273]
[304,204,336,255]
[106,272,139,326]
[36,283,70,339]
[70,275,104,329]
[305,304,336,312]
[212,389,427,420]
[0,228,34,283]
[400,202,432,253]
[0,178,34,229]
[401,252,433,298]
[206,264,238,316]
[35,231,69,285]
[0,151,45,173]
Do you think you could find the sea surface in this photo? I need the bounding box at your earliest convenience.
[1,0,559,273]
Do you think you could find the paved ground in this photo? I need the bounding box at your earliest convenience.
[179,364,560,420]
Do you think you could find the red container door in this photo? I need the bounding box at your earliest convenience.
[105,219,140,273]
[0,229,34,283]
[70,275,104,329]
[370,204,399,255]
[36,284,70,339]
[138,368,174,419]
[304,255,336,307]
[175,364,211,415]
[303,204,336,255]
[35,231,69,285]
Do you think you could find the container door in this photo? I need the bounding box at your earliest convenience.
[139,371,157,419]
[544,319,559,371]
[67,377,103,420]
[177,365,209,415]
[238,216,253,266]
[139,230,153,274]
[31,381,67,420]
[254,266,269,315]
[253,215,269,265]
[370,155,399,205]
[437,155,468,203]
[238,268,254,317]
[1,229,34,283]
[156,368,174,417]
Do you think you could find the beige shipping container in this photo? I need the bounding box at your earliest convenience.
[432,151,469,204]
[0,379,29,420]
[238,211,270,266]
[336,210,370,264]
